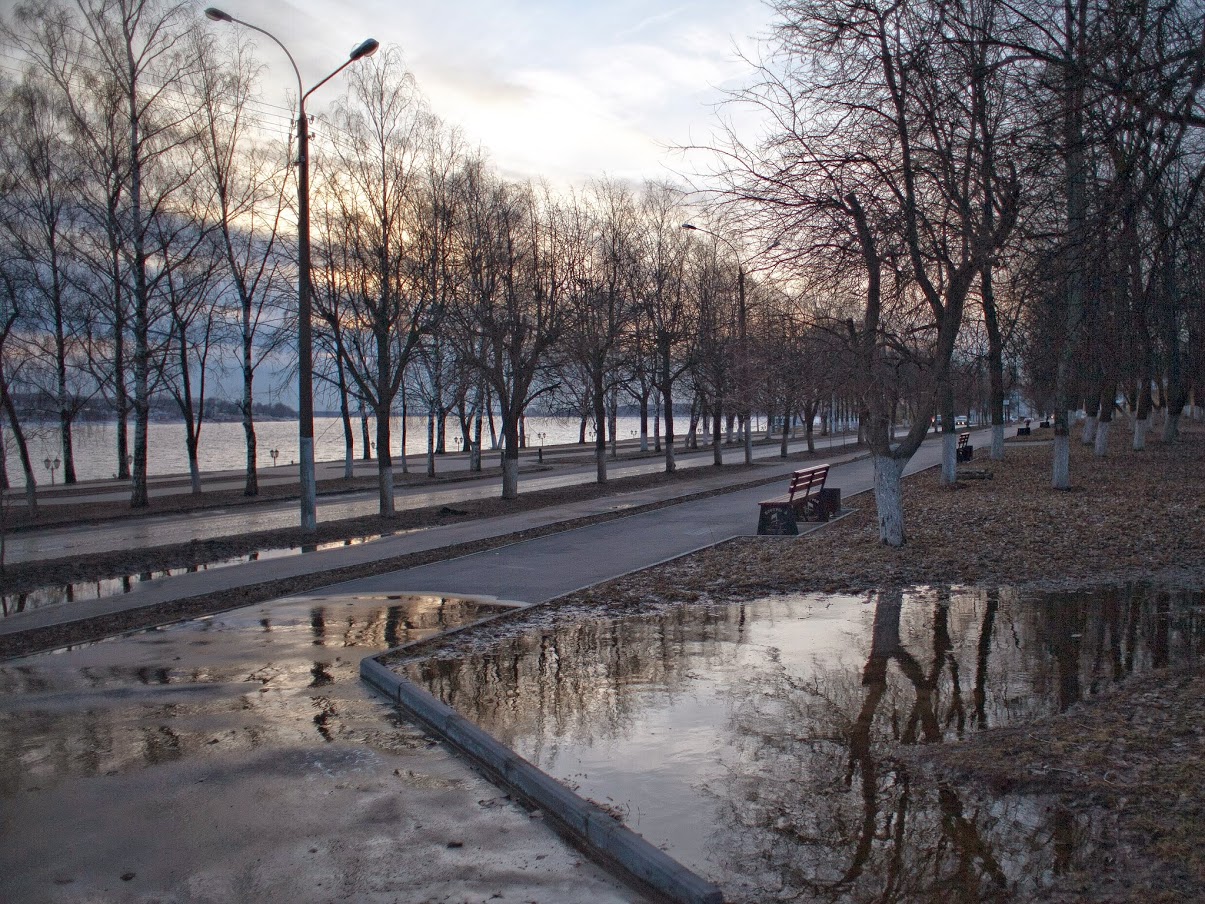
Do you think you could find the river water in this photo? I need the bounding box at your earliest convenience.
[6,414,648,484]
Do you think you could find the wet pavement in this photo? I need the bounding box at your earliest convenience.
[0,593,635,903]
[1,432,970,902]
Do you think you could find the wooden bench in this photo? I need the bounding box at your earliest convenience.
[757,464,833,535]
[956,432,974,463]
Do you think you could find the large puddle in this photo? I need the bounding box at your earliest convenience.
[396,585,1204,902]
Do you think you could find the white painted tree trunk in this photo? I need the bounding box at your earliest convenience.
[502,457,519,499]
[1133,417,1149,451]
[379,464,395,516]
[990,424,1004,461]
[1052,434,1070,490]
[940,433,956,485]
[1080,415,1097,445]
[1093,420,1110,456]
[1162,412,1180,443]
[873,455,906,546]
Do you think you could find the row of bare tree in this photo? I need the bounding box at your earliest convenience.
[705,0,1205,542]
[2,0,1204,546]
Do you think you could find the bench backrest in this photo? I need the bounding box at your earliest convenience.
[957,433,970,447]
[787,465,829,500]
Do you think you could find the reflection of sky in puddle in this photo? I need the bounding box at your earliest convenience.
[0,536,385,618]
[0,595,501,795]
[405,585,1204,902]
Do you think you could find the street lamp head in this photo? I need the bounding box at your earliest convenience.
[204,7,233,22]
[681,223,698,231]
[350,38,380,61]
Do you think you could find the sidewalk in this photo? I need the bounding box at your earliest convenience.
[2,431,866,563]
[1,435,883,635]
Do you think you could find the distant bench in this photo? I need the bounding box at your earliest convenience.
[757,464,840,535]
[956,432,974,463]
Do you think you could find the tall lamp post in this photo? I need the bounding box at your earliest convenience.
[205,8,378,532]
[681,223,757,465]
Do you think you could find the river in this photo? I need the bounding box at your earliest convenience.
[5,414,652,484]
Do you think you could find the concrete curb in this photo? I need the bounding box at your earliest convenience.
[360,655,724,904]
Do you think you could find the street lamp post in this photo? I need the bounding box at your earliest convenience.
[205,8,378,532]
[44,456,60,486]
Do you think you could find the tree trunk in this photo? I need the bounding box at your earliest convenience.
[1133,375,1152,451]
[501,455,519,499]
[1,378,37,514]
[1081,394,1099,445]
[376,408,395,516]
[1094,383,1114,457]
[712,400,723,466]
[639,391,650,452]
[242,360,259,495]
[427,404,437,478]
[873,454,906,547]
[471,410,483,472]
[1052,433,1071,489]
[940,382,956,486]
[398,386,409,474]
[336,355,353,479]
[593,367,607,483]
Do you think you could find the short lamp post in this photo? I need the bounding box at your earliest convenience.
[537,432,546,463]
[44,456,60,486]
[205,8,378,532]
[270,448,280,467]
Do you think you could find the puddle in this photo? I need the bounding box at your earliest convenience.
[399,584,1204,902]
[0,594,503,793]
[1,535,384,617]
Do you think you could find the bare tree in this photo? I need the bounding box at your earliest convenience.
[634,181,692,475]
[706,0,1018,543]
[564,179,638,483]
[0,76,95,485]
[190,26,291,495]
[457,167,569,499]
[315,48,438,516]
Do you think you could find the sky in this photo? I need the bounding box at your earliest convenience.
[199,0,774,187]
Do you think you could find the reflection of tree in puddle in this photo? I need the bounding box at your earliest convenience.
[409,584,1203,901]
[712,586,1203,902]
[711,591,1006,900]
[413,606,746,750]
[0,596,494,791]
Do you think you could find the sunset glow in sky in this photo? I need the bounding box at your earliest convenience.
[200,0,771,185]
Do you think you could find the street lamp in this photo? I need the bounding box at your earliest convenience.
[537,432,546,463]
[270,448,280,467]
[44,456,60,486]
[205,8,378,532]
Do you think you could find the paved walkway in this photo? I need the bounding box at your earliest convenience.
[1,431,966,636]
[4,432,865,563]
